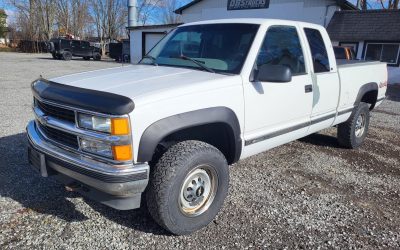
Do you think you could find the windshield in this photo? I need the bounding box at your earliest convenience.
[140,23,260,74]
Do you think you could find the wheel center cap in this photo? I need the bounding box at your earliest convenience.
[196,186,204,197]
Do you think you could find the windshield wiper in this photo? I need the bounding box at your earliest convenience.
[175,55,215,73]
[142,55,158,66]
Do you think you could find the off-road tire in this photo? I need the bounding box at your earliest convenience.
[93,53,101,61]
[337,102,370,149]
[146,140,229,235]
[62,51,72,61]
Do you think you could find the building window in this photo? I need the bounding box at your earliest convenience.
[365,43,400,66]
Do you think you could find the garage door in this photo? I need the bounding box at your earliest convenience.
[143,32,165,56]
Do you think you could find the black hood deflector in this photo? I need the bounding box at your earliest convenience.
[32,78,135,115]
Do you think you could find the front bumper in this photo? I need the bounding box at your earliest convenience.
[26,120,149,210]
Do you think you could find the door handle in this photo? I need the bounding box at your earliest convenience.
[305,85,313,93]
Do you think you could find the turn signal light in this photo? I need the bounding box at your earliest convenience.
[111,118,130,135]
[112,145,133,161]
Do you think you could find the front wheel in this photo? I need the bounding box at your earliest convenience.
[146,140,229,235]
[337,102,370,149]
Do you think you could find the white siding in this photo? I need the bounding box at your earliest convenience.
[180,0,340,27]
[130,27,175,63]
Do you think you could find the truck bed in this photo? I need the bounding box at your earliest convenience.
[337,60,387,110]
[336,59,381,67]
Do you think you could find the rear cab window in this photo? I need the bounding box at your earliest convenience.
[304,28,331,73]
[334,47,347,60]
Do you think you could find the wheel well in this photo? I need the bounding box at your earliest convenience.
[155,123,237,165]
[361,90,378,110]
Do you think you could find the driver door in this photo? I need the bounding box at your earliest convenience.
[242,25,313,156]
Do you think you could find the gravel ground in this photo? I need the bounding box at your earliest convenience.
[0,52,399,249]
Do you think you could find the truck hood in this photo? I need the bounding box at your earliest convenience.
[50,64,232,105]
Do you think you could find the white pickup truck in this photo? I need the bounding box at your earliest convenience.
[27,19,387,235]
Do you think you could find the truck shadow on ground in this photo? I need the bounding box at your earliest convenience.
[298,133,341,148]
[387,85,400,102]
[0,133,167,235]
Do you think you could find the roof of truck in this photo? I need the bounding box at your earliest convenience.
[179,18,323,28]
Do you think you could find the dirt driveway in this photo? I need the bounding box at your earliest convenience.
[0,52,399,249]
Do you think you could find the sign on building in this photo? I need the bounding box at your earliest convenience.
[227,0,270,10]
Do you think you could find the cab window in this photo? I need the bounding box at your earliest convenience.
[61,39,70,47]
[256,26,306,75]
[71,40,80,47]
[81,41,90,48]
[304,28,330,73]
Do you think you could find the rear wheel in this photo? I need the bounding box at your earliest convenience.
[146,140,229,235]
[337,102,370,149]
[62,51,72,61]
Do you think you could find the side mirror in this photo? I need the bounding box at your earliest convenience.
[254,64,292,83]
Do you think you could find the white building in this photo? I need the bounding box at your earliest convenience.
[129,0,357,63]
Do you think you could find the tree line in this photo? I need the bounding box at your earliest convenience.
[6,0,182,44]
[357,0,399,9]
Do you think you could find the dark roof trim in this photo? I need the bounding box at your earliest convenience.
[338,0,358,10]
[175,0,357,14]
[175,0,202,14]
[127,23,182,30]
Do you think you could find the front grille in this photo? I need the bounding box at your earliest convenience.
[35,99,76,123]
[38,123,79,149]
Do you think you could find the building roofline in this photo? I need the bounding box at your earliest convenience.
[175,0,358,14]
[175,0,203,14]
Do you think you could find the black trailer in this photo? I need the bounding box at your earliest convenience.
[109,40,130,62]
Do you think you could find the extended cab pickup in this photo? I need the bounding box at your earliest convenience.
[27,19,387,235]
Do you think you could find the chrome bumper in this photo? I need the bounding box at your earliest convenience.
[26,120,149,210]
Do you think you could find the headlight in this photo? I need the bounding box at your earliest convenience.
[78,113,130,135]
[80,138,113,158]
[78,113,111,133]
[79,138,133,161]
[78,113,132,161]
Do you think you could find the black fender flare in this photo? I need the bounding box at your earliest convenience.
[137,107,242,164]
[354,82,378,109]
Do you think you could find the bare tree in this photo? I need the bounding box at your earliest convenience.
[357,0,399,9]
[160,0,181,24]
[56,0,90,39]
[377,0,400,9]
[90,0,126,54]
[36,0,57,40]
[137,0,162,25]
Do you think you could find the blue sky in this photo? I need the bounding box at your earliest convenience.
[0,0,388,21]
